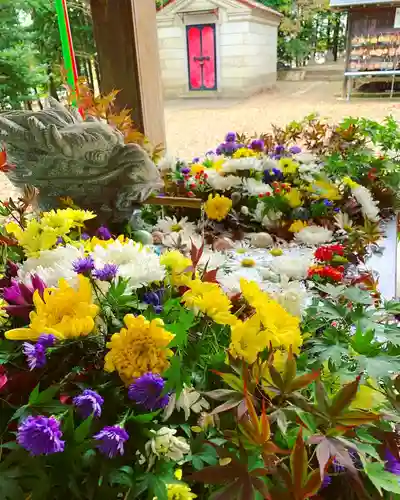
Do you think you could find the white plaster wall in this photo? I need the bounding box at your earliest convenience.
[157,6,279,98]
[219,19,277,96]
[158,25,188,98]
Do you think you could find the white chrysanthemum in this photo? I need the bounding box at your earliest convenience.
[270,253,313,280]
[270,277,309,317]
[18,244,84,288]
[352,184,380,222]
[198,250,226,271]
[262,157,279,170]
[295,226,333,246]
[157,155,181,172]
[242,178,273,196]
[222,157,263,173]
[155,216,196,237]
[162,231,202,250]
[92,239,165,289]
[334,211,354,230]
[293,152,317,164]
[206,169,242,191]
[298,162,322,182]
[225,252,267,283]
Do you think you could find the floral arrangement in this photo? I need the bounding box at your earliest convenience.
[0,193,400,500]
[158,116,400,246]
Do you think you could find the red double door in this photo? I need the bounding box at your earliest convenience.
[187,24,217,91]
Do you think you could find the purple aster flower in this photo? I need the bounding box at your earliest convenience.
[23,342,46,370]
[323,199,333,207]
[97,226,112,241]
[289,145,302,154]
[93,263,118,282]
[3,275,46,320]
[37,334,56,348]
[81,232,90,241]
[250,139,264,151]
[274,144,285,155]
[143,290,164,314]
[128,373,170,411]
[385,449,400,475]
[180,167,190,175]
[22,334,56,371]
[215,146,222,155]
[17,415,65,456]
[72,256,95,275]
[192,157,200,164]
[206,150,215,156]
[94,425,129,458]
[225,132,236,143]
[73,389,104,419]
[56,236,64,246]
[321,475,331,489]
[333,207,340,213]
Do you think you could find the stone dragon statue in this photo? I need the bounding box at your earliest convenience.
[0,97,163,222]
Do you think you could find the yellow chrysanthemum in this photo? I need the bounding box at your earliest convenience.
[342,176,359,189]
[84,234,127,251]
[6,209,96,257]
[160,250,193,286]
[239,279,302,353]
[279,158,298,175]
[350,381,385,411]
[232,148,258,159]
[289,220,308,233]
[285,187,302,208]
[204,194,232,221]
[229,315,267,364]
[182,278,237,326]
[104,314,174,385]
[0,299,9,326]
[40,208,95,231]
[310,180,341,201]
[162,484,197,500]
[5,276,99,341]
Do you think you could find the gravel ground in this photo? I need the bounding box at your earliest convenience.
[1,79,399,199]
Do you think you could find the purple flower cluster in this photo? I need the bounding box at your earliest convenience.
[73,256,95,275]
[72,254,118,282]
[17,415,65,456]
[128,372,170,411]
[94,426,129,458]
[3,275,46,320]
[23,334,56,370]
[93,263,118,281]
[385,449,400,475]
[250,139,264,152]
[263,167,284,184]
[73,389,104,419]
[97,226,112,241]
[143,289,164,314]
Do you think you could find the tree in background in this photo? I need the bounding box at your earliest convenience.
[0,0,97,109]
[258,0,345,67]
[0,2,46,109]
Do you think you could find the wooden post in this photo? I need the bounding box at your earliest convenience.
[89,0,166,146]
[342,10,352,99]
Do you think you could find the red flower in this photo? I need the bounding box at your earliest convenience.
[308,265,344,282]
[314,244,345,262]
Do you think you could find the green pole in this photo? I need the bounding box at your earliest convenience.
[55,0,79,103]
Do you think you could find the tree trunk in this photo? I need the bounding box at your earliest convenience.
[34,88,43,110]
[86,59,94,91]
[327,15,332,51]
[332,13,341,62]
[47,64,59,101]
